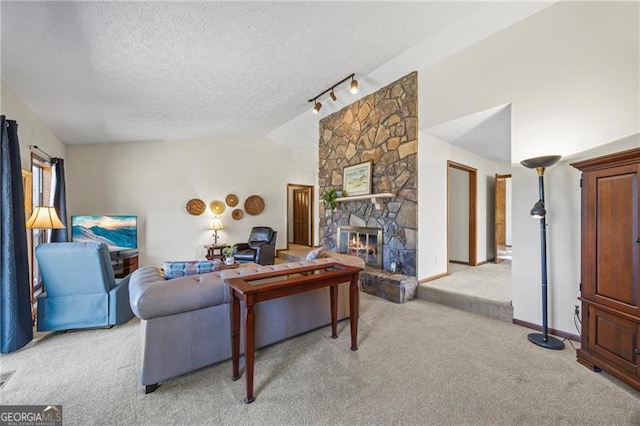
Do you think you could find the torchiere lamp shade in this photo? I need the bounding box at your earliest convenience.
[520,155,562,170]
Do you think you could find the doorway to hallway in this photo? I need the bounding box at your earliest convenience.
[447,161,477,267]
[494,174,512,263]
[286,184,313,247]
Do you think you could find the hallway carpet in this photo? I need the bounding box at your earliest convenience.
[418,261,513,322]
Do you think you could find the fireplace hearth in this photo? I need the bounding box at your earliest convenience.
[337,226,382,269]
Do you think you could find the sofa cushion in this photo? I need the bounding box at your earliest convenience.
[162,260,221,279]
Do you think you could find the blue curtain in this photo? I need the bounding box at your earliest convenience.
[50,158,68,242]
[0,116,33,353]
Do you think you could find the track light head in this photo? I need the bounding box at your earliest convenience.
[330,90,337,102]
[350,78,358,94]
[312,101,322,114]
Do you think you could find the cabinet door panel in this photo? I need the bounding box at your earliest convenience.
[588,306,638,375]
[584,164,639,316]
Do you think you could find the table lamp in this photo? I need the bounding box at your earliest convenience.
[209,216,223,245]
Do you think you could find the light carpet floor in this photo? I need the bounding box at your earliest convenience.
[1,293,638,425]
[425,261,512,303]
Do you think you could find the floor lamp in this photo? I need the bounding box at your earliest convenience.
[520,155,564,350]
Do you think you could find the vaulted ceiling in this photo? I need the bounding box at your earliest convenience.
[2,1,543,156]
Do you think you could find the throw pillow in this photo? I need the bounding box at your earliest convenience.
[306,246,328,260]
[162,259,221,279]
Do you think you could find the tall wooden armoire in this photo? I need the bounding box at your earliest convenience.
[571,147,640,390]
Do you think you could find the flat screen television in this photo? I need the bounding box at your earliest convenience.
[71,215,137,252]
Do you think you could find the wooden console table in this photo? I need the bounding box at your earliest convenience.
[225,262,362,403]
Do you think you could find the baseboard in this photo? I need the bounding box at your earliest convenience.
[449,260,469,265]
[418,272,448,284]
[512,318,581,342]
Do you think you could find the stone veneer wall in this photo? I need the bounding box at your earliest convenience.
[319,72,418,276]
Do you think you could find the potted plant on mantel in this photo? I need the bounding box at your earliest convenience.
[322,189,346,211]
[222,244,236,265]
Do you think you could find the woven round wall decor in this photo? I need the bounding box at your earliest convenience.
[225,194,238,207]
[210,200,226,215]
[186,198,206,216]
[244,195,265,216]
[232,209,244,220]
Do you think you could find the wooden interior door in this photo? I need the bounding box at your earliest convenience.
[494,174,510,263]
[293,188,310,246]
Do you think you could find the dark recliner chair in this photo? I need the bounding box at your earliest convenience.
[233,226,277,265]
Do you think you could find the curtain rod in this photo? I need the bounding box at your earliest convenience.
[29,145,52,161]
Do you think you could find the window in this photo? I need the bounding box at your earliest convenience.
[29,154,52,303]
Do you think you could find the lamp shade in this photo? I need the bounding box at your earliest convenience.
[530,199,546,219]
[26,206,65,229]
[209,216,224,231]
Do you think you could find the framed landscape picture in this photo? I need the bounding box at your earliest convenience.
[343,161,372,196]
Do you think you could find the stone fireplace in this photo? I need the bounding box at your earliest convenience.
[318,71,418,277]
[318,72,419,303]
[337,226,382,269]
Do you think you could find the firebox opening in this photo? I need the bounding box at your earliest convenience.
[337,226,383,269]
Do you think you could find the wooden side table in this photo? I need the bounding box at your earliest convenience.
[111,250,139,278]
[220,262,240,270]
[205,244,228,261]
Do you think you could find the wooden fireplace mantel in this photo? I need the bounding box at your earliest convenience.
[335,192,395,210]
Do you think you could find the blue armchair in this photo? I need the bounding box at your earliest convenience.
[35,242,134,331]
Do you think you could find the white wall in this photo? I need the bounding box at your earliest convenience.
[448,167,469,262]
[419,2,639,163]
[66,137,316,266]
[418,132,509,279]
[505,178,512,246]
[1,81,66,169]
[418,1,638,335]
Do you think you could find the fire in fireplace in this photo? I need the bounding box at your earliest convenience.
[337,226,382,268]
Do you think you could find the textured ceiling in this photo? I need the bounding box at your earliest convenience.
[1,1,486,145]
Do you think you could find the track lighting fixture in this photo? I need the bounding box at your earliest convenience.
[308,73,358,113]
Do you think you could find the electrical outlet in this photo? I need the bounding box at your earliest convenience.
[574,305,580,316]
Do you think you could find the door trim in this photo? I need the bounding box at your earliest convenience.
[447,161,477,267]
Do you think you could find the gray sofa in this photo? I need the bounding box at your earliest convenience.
[129,253,365,393]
